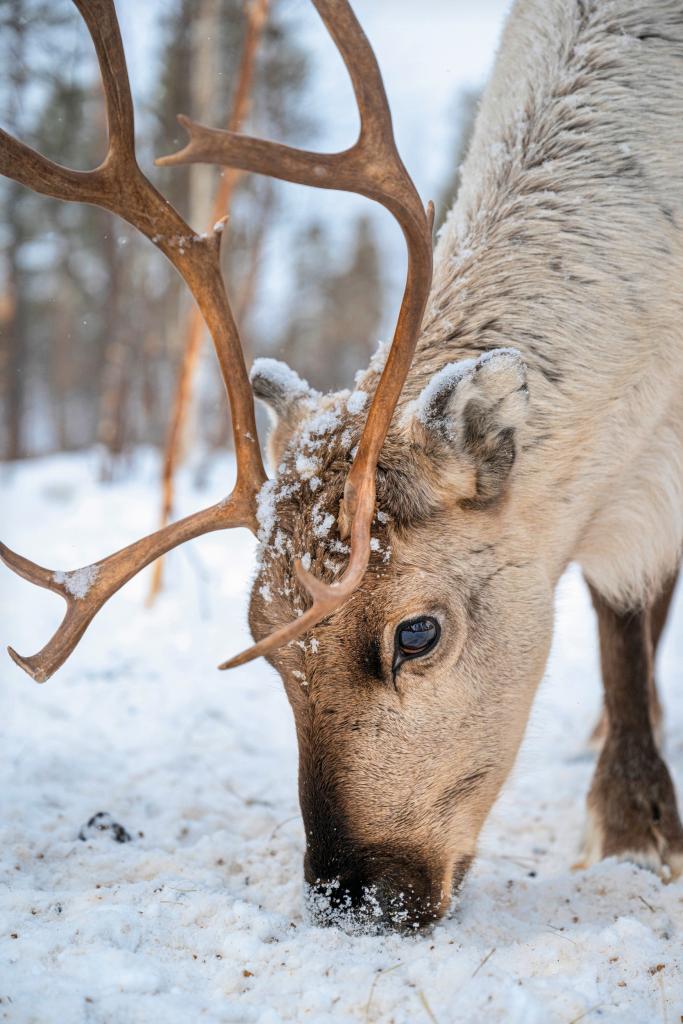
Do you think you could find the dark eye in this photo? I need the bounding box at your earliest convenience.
[393,616,440,672]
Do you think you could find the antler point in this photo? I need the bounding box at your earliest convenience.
[426,199,435,232]
[218,652,246,670]
[7,646,45,683]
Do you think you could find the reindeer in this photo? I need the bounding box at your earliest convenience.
[2,0,682,932]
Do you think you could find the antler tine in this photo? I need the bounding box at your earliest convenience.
[160,0,435,670]
[219,483,373,670]
[157,2,427,228]
[1,495,248,682]
[1,0,268,682]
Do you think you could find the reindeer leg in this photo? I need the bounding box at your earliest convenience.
[577,579,683,879]
[587,569,678,749]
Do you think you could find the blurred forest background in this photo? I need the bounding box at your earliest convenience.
[0,0,502,472]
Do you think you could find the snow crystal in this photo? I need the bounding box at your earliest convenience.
[346,390,368,415]
[309,476,321,492]
[300,552,311,572]
[53,564,99,599]
[313,512,335,538]
[302,408,340,439]
[376,510,389,524]
[255,479,278,544]
[273,529,289,555]
[370,538,380,552]
[259,582,273,604]
[295,453,317,478]
[368,339,390,374]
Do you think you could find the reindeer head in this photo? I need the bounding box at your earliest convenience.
[248,349,554,931]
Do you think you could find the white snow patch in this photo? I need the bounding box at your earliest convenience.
[368,338,390,374]
[295,453,317,478]
[301,408,340,441]
[53,564,99,599]
[255,478,278,544]
[314,512,335,538]
[346,390,368,415]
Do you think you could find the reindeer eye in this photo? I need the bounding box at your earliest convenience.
[394,616,440,670]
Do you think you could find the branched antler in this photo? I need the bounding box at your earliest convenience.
[0,0,266,682]
[1,0,433,681]
[159,0,434,669]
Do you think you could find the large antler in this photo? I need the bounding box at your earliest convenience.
[158,0,434,670]
[2,0,433,681]
[0,0,267,682]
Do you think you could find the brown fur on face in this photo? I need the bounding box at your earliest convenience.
[248,359,553,931]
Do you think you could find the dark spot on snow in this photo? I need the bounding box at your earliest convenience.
[78,811,132,844]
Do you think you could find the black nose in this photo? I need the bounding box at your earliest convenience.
[304,851,447,933]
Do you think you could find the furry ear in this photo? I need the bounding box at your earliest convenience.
[250,358,319,426]
[250,357,320,470]
[410,348,529,508]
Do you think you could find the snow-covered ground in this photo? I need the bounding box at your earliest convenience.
[1,452,682,1023]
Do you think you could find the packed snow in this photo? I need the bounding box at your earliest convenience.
[52,565,100,601]
[1,452,682,1023]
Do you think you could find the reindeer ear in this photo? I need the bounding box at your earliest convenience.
[411,348,529,507]
[250,358,319,426]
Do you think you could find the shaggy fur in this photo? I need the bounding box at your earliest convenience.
[248,0,683,930]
